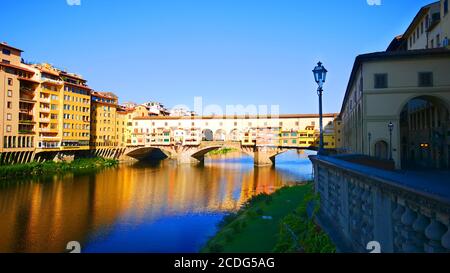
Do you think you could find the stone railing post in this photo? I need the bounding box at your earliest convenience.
[373,187,393,253]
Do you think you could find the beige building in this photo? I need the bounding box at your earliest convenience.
[340,49,450,169]
[1,42,37,163]
[390,0,450,52]
[442,0,450,41]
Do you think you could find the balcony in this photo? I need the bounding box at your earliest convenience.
[40,136,60,140]
[19,109,33,115]
[40,108,51,113]
[19,120,36,125]
[42,78,64,86]
[40,97,51,103]
[19,130,35,135]
[19,97,36,104]
[39,118,51,123]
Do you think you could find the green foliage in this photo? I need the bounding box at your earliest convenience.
[201,184,331,253]
[0,157,118,181]
[273,188,336,253]
[207,147,238,155]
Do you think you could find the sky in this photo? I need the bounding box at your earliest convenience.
[1,0,433,114]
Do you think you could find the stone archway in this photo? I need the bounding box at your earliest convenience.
[374,140,388,160]
[399,95,449,169]
[202,129,214,141]
[214,129,226,141]
[229,129,241,142]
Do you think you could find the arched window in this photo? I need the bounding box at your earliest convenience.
[374,140,388,160]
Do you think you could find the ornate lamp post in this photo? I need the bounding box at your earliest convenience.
[312,62,328,155]
[388,121,394,161]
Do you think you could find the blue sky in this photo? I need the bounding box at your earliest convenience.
[2,0,432,114]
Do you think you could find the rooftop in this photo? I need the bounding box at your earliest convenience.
[0,42,24,52]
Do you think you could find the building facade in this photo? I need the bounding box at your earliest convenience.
[340,49,450,169]
[390,0,450,52]
[90,92,118,148]
[0,42,36,163]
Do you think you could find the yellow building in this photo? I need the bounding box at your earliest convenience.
[279,125,336,150]
[90,91,118,148]
[132,105,150,118]
[334,117,343,150]
[116,106,132,147]
[59,71,91,151]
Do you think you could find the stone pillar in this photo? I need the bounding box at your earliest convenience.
[177,152,202,164]
[254,147,275,166]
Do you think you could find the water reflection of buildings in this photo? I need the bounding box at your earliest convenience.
[0,155,298,253]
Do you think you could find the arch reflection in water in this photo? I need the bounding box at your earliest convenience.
[0,150,313,253]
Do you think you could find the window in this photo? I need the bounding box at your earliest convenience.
[2,48,11,55]
[6,125,12,132]
[7,78,13,86]
[7,90,12,97]
[437,34,441,47]
[7,113,12,120]
[2,59,10,64]
[445,0,448,16]
[7,101,12,109]
[421,21,424,34]
[431,39,434,48]
[374,74,388,89]
[418,72,433,87]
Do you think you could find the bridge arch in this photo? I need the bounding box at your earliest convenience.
[125,146,175,160]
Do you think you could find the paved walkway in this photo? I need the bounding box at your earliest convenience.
[316,155,450,204]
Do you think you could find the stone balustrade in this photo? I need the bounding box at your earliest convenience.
[310,154,450,253]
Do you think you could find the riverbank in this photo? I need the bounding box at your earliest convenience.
[0,157,118,181]
[201,183,336,253]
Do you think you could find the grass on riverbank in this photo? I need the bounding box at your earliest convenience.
[201,184,336,253]
[0,157,118,181]
[207,147,239,156]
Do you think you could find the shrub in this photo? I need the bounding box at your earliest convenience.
[0,157,119,181]
[273,188,336,253]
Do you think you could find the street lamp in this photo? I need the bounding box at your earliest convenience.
[388,121,394,161]
[312,62,328,155]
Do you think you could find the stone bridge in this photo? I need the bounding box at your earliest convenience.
[123,141,297,166]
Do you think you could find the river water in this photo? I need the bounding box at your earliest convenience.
[0,150,315,253]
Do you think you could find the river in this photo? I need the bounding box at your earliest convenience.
[0,150,315,253]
